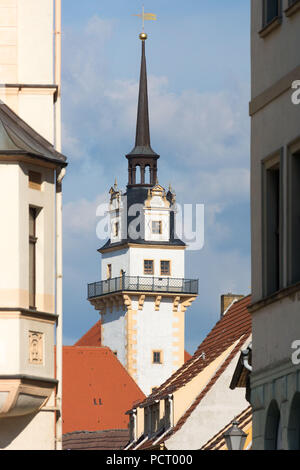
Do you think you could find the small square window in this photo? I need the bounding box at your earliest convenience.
[152,221,162,234]
[144,260,154,275]
[153,351,162,364]
[160,260,171,276]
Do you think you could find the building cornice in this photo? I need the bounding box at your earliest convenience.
[0,307,58,323]
[249,64,300,116]
[248,281,300,314]
[99,242,186,254]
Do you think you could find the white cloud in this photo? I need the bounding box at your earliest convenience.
[63,193,107,237]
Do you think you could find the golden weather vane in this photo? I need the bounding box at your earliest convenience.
[133,5,157,33]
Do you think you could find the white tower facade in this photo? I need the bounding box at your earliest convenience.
[0,0,65,450]
[88,34,198,396]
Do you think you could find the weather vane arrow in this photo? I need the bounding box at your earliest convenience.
[133,5,157,33]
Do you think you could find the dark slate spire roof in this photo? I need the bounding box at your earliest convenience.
[0,100,67,165]
[127,36,158,158]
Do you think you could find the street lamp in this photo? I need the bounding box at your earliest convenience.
[223,421,247,450]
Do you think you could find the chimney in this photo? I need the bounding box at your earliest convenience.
[221,294,244,318]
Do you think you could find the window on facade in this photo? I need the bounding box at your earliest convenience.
[153,351,162,364]
[107,264,112,279]
[263,0,280,26]
[160,260,171,276]
[144,260,154,275]
[29,207,37,309]
[289,153,300,285]
[152,220,162,234]
[263,163,281,296]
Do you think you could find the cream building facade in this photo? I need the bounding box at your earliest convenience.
[249,0,300,450]
[0,0,66,450]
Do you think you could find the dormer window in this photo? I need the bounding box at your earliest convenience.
[152,220,162,234]
[151,403,160,434]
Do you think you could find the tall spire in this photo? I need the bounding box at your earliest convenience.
[135,34,150,149]
[127,33,158,157]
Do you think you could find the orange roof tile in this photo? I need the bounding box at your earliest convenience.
[62,346,145,434]
[74,320,102,347]
[184,350,192,362]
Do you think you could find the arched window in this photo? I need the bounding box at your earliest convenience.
[264,400,281,450]
[135,164,142,184]
[145,165,151,184]
[288,392,300,450]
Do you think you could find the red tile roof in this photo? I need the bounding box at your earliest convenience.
[184,350,192,362]
[74,320,102,347]
[63,429,130,450]
[62,346,145,434]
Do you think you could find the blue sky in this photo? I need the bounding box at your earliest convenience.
[61,1,251,353]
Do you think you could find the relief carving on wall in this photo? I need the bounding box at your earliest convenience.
[29,331,44,365]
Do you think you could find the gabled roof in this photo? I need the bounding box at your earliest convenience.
[135,295,251,409]
[201,406,252,450]
[62,346,145,434]
[74,320,102,347]
[63,429,129,451]
[0,100,67,165]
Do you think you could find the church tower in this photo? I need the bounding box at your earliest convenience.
[88,32,198,396]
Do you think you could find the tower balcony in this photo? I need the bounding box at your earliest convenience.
[87,275,198,300]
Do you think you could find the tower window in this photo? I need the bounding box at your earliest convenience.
[152,351,162,364]
[160,260,171,276]
[29,207,38,309]
[152,221,162,234]
[144,260,154,275]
